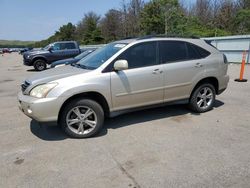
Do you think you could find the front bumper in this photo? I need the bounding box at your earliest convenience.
[18,92,64,122]
[23,58,32,66]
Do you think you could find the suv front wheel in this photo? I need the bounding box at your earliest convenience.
[34,59,47,71]
[60,99,104,138]
[189,83,216,113]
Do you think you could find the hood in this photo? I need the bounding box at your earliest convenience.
[52,58,75,65]
[24,49,48,56]
[26,65,90,86]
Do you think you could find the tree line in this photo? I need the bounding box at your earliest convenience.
[33,0,250,47]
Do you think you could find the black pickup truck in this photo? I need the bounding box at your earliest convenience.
[23,41,81,71]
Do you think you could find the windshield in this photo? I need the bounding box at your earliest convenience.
[75,50,95,60]
[43,44,51,50]
[78,43,127,69]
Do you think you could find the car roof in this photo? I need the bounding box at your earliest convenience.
[115,36,201,44]
[54,41,77,43]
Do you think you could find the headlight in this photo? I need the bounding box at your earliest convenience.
[55,64,65,68]
[30,83,58,98]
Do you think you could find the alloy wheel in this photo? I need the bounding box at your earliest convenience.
[66,106,97,135]
[196,87,214,110]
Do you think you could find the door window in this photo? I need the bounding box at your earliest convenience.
[52,43,61,51]
[160,41,211,64]
[159,41,188,64]
[119,42,158,69]
[61,43,76,50]
[186,43,202,60]
[191,44,211,58]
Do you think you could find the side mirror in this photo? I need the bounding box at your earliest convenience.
[48,47,53,52]
[113,60,128,71]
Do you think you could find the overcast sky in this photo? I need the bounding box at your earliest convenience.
[0,0,194,41]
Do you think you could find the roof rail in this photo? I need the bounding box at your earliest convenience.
[120,36,137,40]
[137,34,200,40]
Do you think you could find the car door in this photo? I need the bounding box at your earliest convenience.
[62,42,80,58]
[48,43,65,62]
[160,41,206,102]
[110,41,164,111]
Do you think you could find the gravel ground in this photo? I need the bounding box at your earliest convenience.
[0,53,250,188]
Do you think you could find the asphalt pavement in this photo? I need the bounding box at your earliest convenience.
[0,53,250,188]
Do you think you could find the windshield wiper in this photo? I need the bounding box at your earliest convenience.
[79,64,93,70]
[70,63,92,70]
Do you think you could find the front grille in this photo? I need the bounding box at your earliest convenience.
[21,81,30,92]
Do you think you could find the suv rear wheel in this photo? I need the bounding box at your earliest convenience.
[60,99,104,138]
[189,83,216,113]
[34,59,47,71]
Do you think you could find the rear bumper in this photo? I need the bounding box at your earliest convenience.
[218,75,229,95]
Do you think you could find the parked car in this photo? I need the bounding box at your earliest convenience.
[50,49,97,68]
[23,41,81,71]
[19,47,33,55]
[2,48,11,53]
[18,37,229,138]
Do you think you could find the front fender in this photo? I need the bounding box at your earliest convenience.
[48,73,112,110]
[31,55,48,63]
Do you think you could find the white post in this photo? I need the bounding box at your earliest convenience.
[247,40,250,64]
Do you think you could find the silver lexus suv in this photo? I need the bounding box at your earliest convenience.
[18,37,229,138]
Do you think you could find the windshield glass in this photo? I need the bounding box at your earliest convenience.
[78,43,127,69]
[43,44,51,50]
[75,50,95,60]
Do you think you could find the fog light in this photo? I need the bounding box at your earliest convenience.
[27,108,32,114]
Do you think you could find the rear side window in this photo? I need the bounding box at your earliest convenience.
[159,41,188,63]
[160,41,211,64]
[61,43,76,50]
[119,42,158,69]
[186,43,202,60]
[193,44,211,58]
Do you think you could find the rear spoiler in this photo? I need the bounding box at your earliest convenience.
[204,40,218,49]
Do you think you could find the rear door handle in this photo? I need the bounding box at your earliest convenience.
[152,69,163,74]
[194,63,203,68]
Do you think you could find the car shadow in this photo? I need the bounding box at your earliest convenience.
[30,100,225,140]
[30,120,67,141]
[26,69,37,72]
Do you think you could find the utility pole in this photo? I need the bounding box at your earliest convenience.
[247,40,250,64]
[165,3,171,35]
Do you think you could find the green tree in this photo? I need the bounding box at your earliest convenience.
[100,9,123,42]
[234,9,250,34]
[76,12,104,44]
[140,0,165,34]
[56,23,76,41]
[140,0,186,35]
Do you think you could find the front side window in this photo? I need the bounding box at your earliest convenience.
[119,42,158,69]
[52,43,61,51]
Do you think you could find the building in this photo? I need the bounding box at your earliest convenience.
[203,35,250,63]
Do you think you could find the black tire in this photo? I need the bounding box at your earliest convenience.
[59,99,104,138]
[189,83,216,113]
[34,59,47,71]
